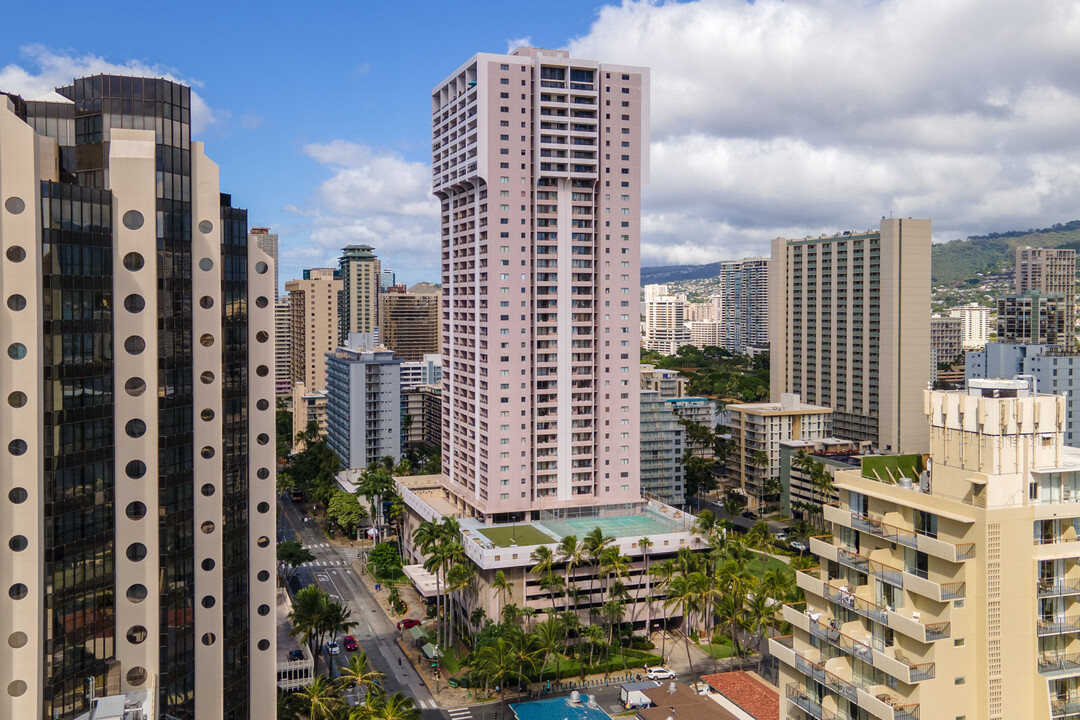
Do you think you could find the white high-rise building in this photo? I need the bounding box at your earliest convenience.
[948,302,992,349]
[275,298,292,396]
[717,256,769,353]
[433,46,649,520]
[645,295,691,355]
[325,336,403,470]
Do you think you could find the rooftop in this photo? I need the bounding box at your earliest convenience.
[638,683,737,720]
[700,671,779,720]
[511,696,614,720]
[459,503,692,549]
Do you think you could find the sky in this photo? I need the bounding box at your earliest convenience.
[4,0,1080,287]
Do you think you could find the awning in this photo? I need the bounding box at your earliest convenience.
[421,643,442,659]
[402,564,443,598]
[408,626,426,641]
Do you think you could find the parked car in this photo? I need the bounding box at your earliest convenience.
[789,540,808,553]
[773,533,788,544]
[326,641,340,656]
[397,618,421,630]
[287,649,304,662]
[343,635,358,652]
[645,667,676,680]
[740,510,758,520]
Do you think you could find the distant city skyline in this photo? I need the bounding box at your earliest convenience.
[5,2,1080,285]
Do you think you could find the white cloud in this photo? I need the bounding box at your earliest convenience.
[283,141,441,282]
[506,36,533,54]
[0,45,220,134]
[565,0,1080,266]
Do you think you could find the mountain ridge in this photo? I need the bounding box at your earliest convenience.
[641,220,1080,286]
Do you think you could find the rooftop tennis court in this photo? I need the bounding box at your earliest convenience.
[537,510,683,540]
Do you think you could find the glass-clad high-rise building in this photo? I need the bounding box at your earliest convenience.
[0,76,276,720]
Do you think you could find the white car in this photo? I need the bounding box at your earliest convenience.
[326,641,340,656]
[646,667,675,680]
[789,541,808,553]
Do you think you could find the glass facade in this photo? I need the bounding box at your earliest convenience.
[220,197,250,720]
[41,181,116,719]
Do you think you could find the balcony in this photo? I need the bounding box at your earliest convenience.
[785,684,845,720]
[904,572,966,602]
[1039,578,1080,599]
[833,505,976,563]
[1038,615,1080,637]
[1052,695,1080,717]
[1039,650,1080,677]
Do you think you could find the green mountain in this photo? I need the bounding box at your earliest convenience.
[931,220,1080,284]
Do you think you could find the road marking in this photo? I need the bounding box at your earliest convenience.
[449,710,471,718]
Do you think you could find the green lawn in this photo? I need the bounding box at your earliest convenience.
[747,550,788,578]
[442,647,466,674]
[698,637,738,659]
[477,525,555,548]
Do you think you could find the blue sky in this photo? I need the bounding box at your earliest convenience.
[6,1,1080,288]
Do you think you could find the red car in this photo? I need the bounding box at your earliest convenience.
[397,619,421,630]
[343,635,358,652]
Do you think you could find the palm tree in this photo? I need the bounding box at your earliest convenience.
[652,559,677,662]
[664,574,698,675]
[744,590,773,676]
[539,572,564,615]
[635,536,654,630]
[746,521,773,578]
[472,638,524,706]
[361,691,422,720]
[812,464,835,528]
[470,607,488,639]
[534,618,566,684]
[521,606,538,633]
[693,509,720,543]
[556,534,585,615]
[292,674,345,720]
[325,602,359,646]
[530,545,555,578]
[492,569,512,624]
[599,546,630,602]
[338,651,386,701]
[288,585,331,673]
[277,689,303,720]
[748,449,770,510]
[501,602,521,626]
[721,492,743,522]
[601,599,626,676]
[446,561,477,648]
[583,527,614,616]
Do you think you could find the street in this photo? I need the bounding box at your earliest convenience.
[278,497,440,712]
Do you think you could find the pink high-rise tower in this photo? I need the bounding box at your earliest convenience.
[433,47,650,521]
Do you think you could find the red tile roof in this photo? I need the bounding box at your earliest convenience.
[700,672,778,720]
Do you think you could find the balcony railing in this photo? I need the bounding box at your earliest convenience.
[822,583,888,624]
[795,652,859,703]
[843,507,976,562]
[1039,650,1080,675]
[1051,695,1080,717]
[808,618,874,665]
[1038,615,1080,637]
[785,684,846,720]
[1039,578,1080,598]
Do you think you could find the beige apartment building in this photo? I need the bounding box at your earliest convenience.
[774,378,1080,720]
[434,46,648,520]
[641,364,687,399]
[770,218,932,453]
[1017,246,1076,346]
[725,393,832,510]
[286,268,342,393]
[930,316,963,366]
[997,291,1071,346]
[379,290,440,361]
[339,244,381,340]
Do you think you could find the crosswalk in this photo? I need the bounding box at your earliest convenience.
[448,708,471,719]
[301,559,352,568]
[306,542,331,549]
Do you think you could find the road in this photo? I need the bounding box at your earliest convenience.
[278,497,443,713]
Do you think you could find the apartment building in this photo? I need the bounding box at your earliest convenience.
[688,320,724,349]
[774,379,1080,720]
[379,290,441,361]
[770,218,932,453]
[640,364,687,399]
[339,244,381,340]
[402,384,443,451]
[640,390,686,505]
[249,226,279,299]
[725,394,832,510]
[930,316,963,366]
[997,291,1070,346]
[291,381,328,451]
[0,78,276,720]
[778,438,872,518]
[400,353,443,391]
[717,256,769,354]
[645,294,691,355]
[325,338,402,470]
[1017,246,1076,346]
[286,268,342,393]
[966,342,1080,447]
[433,46,648,520]
[949,302,992,349]
[275,298,292,396]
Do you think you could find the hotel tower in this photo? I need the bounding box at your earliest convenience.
[0,76,276,719]
[432,47,649,520]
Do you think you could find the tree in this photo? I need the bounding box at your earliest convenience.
[292,674,344,720]
[359,691,422,720]
[746,521,773,577]
[722,491,744,520]
[583,527,614,614]
[325,601,358,646]
[492,569,513,624]
[277,540,316,585]
[556,535,585,614]
[748,450,770,510]
[534,618,566,683]
[635,536,654,630]
[327,490,368,536]
[471,638,524,706]
[338,651,386,702]
[664,574,697,675]
[369,542,402,580]
[288,585,332,673]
